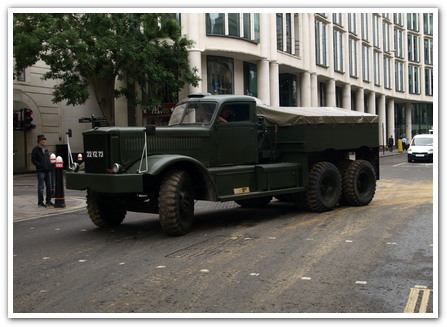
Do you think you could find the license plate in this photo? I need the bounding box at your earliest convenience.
[416,154,425,157]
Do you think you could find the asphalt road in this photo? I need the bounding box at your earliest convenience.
[12,154,435,316]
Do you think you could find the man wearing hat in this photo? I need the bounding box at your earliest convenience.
[31,135,54,207]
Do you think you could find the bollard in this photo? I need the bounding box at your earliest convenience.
[50,153,56,198]
[54,156,66,208]
[77,153,83,163]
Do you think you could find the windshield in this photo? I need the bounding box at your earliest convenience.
[412,137,433,146]
[168,102,217,126]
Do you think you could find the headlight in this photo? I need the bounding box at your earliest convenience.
[408,148,413,154]
[107,163,122,173]
[428,148,433,153]
[112,163,122,173]
[71,162,80,172]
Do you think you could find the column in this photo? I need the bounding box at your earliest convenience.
[368,91,376,114]
[187,13,202,94]
[356,88,364,112]
[257,59,270,105]
[270,61,279,107]
[377,94,386,147]
[188,50,202,94]
[342,83,351,110]
[301,71,311,107]
[327,79,336,107]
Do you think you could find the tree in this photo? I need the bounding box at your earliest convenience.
[13,13,200,125]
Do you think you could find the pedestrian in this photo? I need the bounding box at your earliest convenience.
[402,136,407,151]
[388,135,394,152]
[31,134,54,207]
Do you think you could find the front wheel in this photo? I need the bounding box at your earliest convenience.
[86,190,127,227]
[158,170,195,236]
[306,162,342,212]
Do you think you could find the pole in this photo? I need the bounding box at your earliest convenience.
[382,123,385,155]
[54,156,66,208]
[50,153,56,197]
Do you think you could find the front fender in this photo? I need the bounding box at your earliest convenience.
[127,154,218,201]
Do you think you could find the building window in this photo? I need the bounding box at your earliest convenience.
[333,29,344,73]
[206,13,225,35]
[333,13,343,27]
[362,44,370,82]
[348,13,357,35]
[395,61,405,92]
[243,13,251,39]
[315,19,328,66]
[408,65,421,94]
[277,13,300,55]
[424,13,433,35]
[243,62,257,97]
[393,13,404,26]
[319,82,327,106]
[361,13,369,42]
[276,13,283,51]
[382,13,391,21]
[408,34,420,62]
[349,37,358,78]
[425,67,433,96]
[407,13,419,32]
[206,13,260,43]
[279,73,297,107]
[228,13,240,37]
[373,51,381,86]
[394,28,404,59]
[424,38,433,65]
[207,56,234,94]
[384,56,391,89]
[372,14,380,48]
[382,22,391,54]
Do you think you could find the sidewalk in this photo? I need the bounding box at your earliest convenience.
[12,173,87,222]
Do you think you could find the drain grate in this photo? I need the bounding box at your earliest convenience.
[166,235,256,259]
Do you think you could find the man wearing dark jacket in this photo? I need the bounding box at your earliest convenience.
[31,134,53,207]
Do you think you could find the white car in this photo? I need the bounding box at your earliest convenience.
[407,134,433,162]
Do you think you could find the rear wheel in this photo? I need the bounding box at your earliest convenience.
[86,190,127,227]
[306,162,342,212]
[341,160,376,206]
[158,170,195,236]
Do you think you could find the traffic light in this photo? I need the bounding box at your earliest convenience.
[22,108,36,131]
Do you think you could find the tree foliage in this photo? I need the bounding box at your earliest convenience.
[13,13,200,125]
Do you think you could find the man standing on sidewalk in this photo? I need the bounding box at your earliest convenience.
[31,134,54,207]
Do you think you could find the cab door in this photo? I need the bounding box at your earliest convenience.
[213,102,258,166]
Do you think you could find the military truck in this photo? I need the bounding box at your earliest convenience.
[66,94,379,236]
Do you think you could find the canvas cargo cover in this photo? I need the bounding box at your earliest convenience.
[255,99,378,126]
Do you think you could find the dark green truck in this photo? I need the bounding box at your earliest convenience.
[66,94,379,236]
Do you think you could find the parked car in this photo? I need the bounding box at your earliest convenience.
[407,134,433,162]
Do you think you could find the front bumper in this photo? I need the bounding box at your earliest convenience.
[66,171,145,193]
[408,153,433,162]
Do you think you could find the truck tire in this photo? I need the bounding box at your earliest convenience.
[341,160,376,206]
[158,170,195,236]
[306,162,342,212]
[236,196,272,208]
[86,190,126,227]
